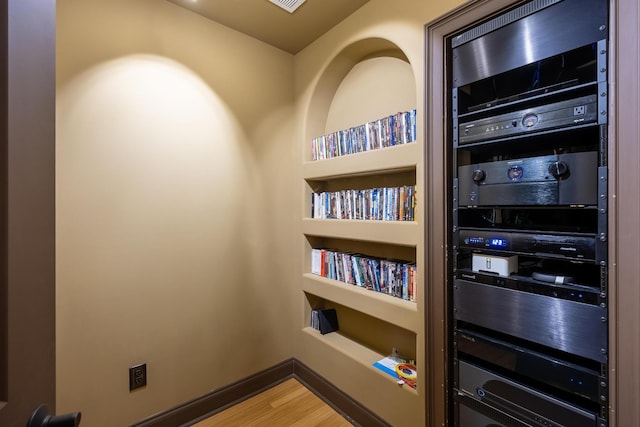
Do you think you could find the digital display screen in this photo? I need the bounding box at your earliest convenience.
[506,165,524,181]
[489,238,507,248]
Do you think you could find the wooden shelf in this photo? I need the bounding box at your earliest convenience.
[303,143,418,181]
[302,218,419,246]
[300,327,419,396]
[302,273,418,332]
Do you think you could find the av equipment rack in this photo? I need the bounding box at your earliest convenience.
[447,0,610,425]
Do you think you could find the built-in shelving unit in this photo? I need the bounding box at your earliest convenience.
[297,42,424,426]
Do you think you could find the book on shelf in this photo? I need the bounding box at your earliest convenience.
[310,308,339,335]
[311,248,323,276]
[311,109,417,161]
[311,185,416,221]
[310,248,416,302]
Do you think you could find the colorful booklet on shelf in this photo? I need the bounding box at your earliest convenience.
[373,356,417,388]
[373,357,401,379]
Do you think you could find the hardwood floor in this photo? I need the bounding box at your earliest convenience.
[191,378,354,426]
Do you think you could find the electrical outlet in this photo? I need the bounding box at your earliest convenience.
[129,363,147,391]
[574,105,586,116]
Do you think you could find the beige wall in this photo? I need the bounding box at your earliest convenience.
[54,0,640,425]
[56,1,295,425]
[325,56,416,133]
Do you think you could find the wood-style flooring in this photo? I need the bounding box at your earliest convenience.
[191,378,354,427]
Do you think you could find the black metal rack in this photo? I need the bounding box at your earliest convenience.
[447,0,610,425]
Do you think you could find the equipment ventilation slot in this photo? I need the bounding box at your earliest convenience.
[451,0,561,48]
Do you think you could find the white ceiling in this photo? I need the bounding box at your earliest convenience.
[166,0,370,54]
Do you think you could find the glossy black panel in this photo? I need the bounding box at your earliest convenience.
[453,280,607,362]
[452,0,608,87]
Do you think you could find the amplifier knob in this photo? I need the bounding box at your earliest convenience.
[549,161,569,179]
[522,113,539,128]
[472,169,486,182]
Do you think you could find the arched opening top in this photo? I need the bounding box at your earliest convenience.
[305,37,415,157]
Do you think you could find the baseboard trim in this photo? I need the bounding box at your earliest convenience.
[129,358,390,427]
[130,359,294,427]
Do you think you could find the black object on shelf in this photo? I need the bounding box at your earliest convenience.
[318,309,339,335]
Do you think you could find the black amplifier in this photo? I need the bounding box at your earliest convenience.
[455,327,602,403]
[453,279,608,362]
[458,94,598,144]
[456,269,601,304]
[458,228,597,262]
[455,361,601,427]
[458,152,598,207]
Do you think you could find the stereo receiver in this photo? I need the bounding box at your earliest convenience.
[458,151,598,206]
[458,94,598,144]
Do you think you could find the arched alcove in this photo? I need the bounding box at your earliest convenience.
[305,38,416,159]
